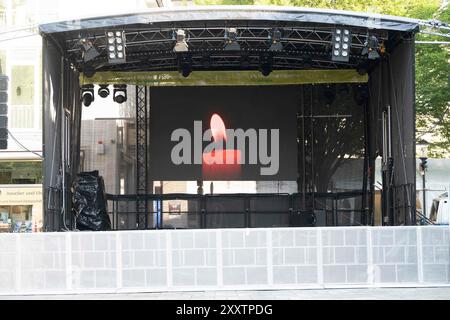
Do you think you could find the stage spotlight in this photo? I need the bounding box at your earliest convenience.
[269,29,283,52]
[113,84,127,104]
[331,28,352,63]
[259,55,273,77]
[181,63,192,78]
[177,55,192,77]
[79,38,100,62]
[173,29,189,53]
[106,31,126,64]
[83,64,96,78]
[224,28,241,51]
[98,84,110,98]
[362,36,380,60]
[81,84,94,107]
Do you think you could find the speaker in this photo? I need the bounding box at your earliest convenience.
[0,75,8,150]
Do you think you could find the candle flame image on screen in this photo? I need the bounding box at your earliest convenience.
[210,113,227,142]
[202,113,242,179]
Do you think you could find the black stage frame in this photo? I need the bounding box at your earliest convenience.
[39,6,419,231]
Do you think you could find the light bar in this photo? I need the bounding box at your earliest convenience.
[106,31,126,64]
[331,28,352,63]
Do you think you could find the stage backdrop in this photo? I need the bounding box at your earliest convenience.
[149,86,298,181]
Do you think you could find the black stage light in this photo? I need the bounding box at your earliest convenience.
[224,28,240,51]
[106,31,126,64]
[113,84,127,104]
[331,28,352,62]
[81,84,94,107]
[181,63,192,78]
[177,55,192,77]
[362,36,380,60]
[98,84,110,98]
[269,29,283,52]
[83,65,96,78]
[173,29,189,53]
[259,55,273,77]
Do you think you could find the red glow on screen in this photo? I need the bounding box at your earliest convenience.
[202,113,241,180]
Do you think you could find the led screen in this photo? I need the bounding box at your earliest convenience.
[149,86,298,181]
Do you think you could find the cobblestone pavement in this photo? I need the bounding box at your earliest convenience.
[2,287,450,300]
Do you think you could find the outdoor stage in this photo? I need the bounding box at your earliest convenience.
[39,6,418,232]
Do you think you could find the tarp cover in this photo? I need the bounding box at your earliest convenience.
[38,5,420,35]
[72,170,111,231]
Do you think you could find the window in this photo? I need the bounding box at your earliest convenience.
[0,1,6,27]
[0,161,42,184]
[11,0,34,26]
[0,50,5,75]
[10,65,34,128]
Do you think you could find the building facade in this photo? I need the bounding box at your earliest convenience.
[0,0,178,232]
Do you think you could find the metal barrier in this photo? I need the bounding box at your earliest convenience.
[0,226,448,295]
[106,192,368,230]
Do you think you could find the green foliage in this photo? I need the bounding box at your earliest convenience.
[194,0,450,157]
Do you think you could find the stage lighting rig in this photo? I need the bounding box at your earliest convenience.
[362,36,380,60]
[106,31,126,64]
[81,84,94,107]
[113,84,127,104]
[98,84,110,98]
[224,28,240,51]
[331,28,352,63]
[173,29,189,53]
[269,29,283,52]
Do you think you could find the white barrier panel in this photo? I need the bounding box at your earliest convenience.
[0,226,449,295]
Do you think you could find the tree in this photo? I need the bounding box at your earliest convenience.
[194,0,450,157]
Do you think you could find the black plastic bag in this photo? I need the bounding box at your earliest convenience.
[72,170,111,231]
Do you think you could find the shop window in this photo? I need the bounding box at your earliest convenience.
[0,205,32,233]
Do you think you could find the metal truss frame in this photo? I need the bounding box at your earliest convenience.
[63,25,389,72]
[135,85,149,229]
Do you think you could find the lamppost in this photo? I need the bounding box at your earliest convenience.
[417,139,429,219]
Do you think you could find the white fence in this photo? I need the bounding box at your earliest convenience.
[0,226,449,295]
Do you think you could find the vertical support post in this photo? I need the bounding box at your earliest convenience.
[317,228,324,286]
[136,86,149,229]
[166,231,173,288]
[416,227,424,284]
[266,229,273,286]
[216,230,223,287]
[65,233,72,291]
[116,232,123,290]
